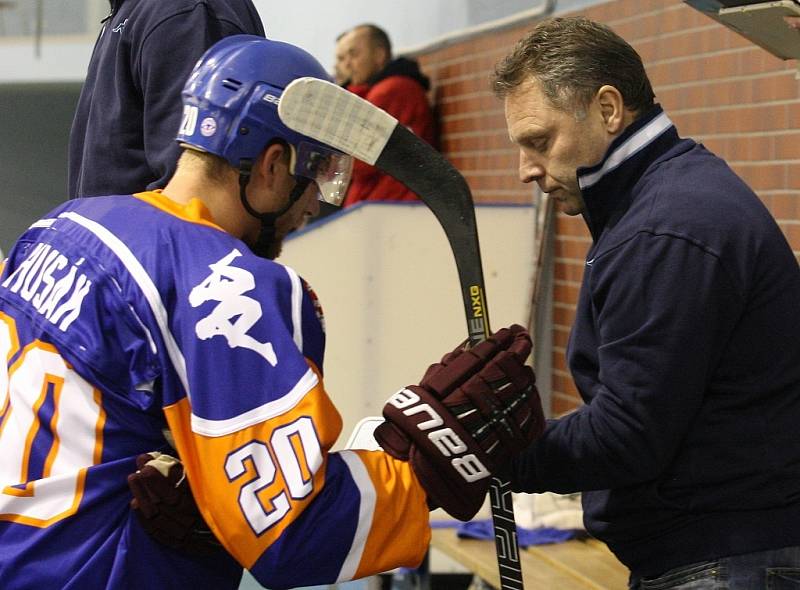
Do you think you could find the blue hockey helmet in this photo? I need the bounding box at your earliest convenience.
[177,35,352,206]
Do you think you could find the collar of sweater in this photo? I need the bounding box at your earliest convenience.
[577,105,681,240]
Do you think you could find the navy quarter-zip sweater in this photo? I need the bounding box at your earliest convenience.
[511,106,800,580]
[68,0,264,199]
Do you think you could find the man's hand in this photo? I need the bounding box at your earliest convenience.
[374,324,545,520]
[128,452,222,554]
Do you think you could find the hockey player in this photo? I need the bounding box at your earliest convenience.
[0,36,545,589]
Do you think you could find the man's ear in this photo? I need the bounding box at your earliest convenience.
[256,142,289,189]
[595,85,626,134]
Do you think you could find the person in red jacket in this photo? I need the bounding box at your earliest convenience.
[339,24,437,206]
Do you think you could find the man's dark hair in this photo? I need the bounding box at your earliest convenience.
[355,23,392,57]
[493,16,655,116]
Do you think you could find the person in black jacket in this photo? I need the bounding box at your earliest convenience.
[494,16,800,589]
[68,0,265,199]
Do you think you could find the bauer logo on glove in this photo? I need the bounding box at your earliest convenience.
[386,386,491,483]
[375,324,546,521]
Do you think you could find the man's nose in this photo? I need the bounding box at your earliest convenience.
[519,150,545,184]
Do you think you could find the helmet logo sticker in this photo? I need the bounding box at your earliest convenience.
[179,105,198,137]
[200,117,217,137]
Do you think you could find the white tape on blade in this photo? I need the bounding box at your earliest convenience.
[279,77,398,165]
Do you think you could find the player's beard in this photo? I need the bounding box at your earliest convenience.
[250,223,281,260]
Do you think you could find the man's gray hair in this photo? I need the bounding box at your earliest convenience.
[493,16,655,116]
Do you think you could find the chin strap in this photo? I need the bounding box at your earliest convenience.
[238,158,312,258]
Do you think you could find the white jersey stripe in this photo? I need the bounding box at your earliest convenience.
[283,265,304,352]
[30,218,56,229]
[190,367,319,437]
[58,211,190,394]
[336,450,376,582]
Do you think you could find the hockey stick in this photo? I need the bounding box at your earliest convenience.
[279,78,525,590]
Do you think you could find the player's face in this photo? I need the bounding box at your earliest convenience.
[505,78,612,216]
[342,28,385,86]
[241,145,320,260]
[268,175,320,259]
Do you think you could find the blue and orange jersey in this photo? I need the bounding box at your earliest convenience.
[0,192,430,589]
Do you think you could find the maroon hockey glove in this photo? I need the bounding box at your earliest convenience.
[128,452,223,555]
[375,325,545,521]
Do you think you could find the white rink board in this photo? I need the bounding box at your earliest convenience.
[280,201,536,449]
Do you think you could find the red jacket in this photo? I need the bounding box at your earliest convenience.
[344,58,436,206]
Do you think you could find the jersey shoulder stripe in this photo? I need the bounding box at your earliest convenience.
[58,209,190,395]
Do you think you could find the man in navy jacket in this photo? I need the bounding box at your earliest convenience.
[68,0,265,199]
[494,16,800,589]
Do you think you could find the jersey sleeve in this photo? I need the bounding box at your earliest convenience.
[161,249,430,588]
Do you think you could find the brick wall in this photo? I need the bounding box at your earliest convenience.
[414,0,800,412]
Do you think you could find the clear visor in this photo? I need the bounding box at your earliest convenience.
[290,141,353,207]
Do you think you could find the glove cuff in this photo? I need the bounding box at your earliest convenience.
[409,446,488,521]
[381,385,494,520]
[373,421,411,460]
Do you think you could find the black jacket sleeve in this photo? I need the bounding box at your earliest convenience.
[512,230,742,493]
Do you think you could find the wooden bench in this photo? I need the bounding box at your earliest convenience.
[430,528,630,589]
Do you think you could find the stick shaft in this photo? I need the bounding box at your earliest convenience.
[463,283,524,590]
[378,125,526,590]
